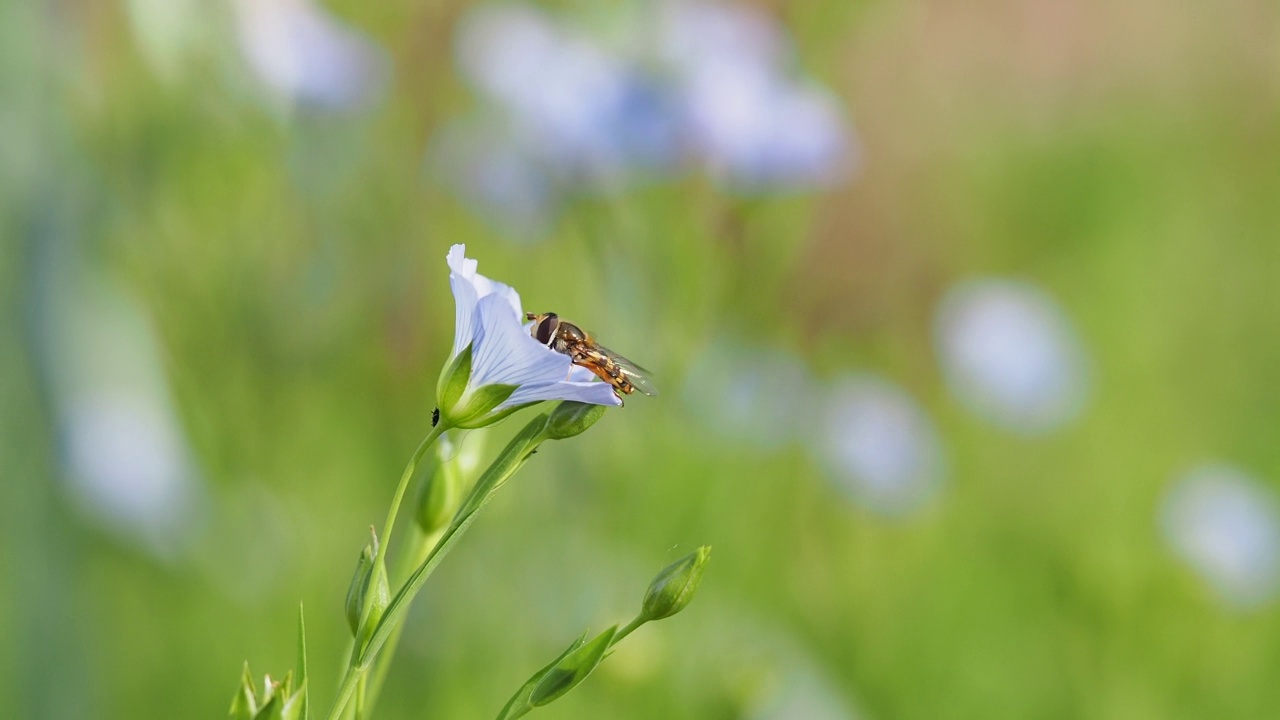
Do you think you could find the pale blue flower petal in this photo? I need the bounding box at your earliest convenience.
[567,365,596,383]
[503,379,622,409]
[447,244,524,358]
[469,292,568,389]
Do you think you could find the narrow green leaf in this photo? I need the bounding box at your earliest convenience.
[295,604,308,720]
[529,626,617,707]
[495,634,588,720]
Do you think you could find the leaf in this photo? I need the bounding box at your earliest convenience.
[295,604,309,720]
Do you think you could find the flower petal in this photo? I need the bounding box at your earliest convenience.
[502,379,622,409]
[469,293,568,389]
[447,245,480,358]
[567,365,597,383]
[447,244,524,358]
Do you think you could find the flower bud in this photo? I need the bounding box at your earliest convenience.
[343,528,389,640]
[230,664,306,720]
[543,401,609,440]
[640,546,711,622]
[415,435,462,536]
[230,662,259,720]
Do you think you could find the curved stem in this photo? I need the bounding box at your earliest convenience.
[609,616,647,647]
[362,527,444,718]
[375,423,447,581]
[356,415,549,669]
[325,422,447,720]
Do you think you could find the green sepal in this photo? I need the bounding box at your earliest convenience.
[455,398,533,429]
[450,383,520,428]
[529,626,618,707]
[495,633,588,720]
[543,401,609,440]
[278,680,307,720]
[640,546,711,622]
[255,672,292,720]
[436,344,473,415]
[230,662,258,719]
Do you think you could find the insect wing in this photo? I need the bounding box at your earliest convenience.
[595,343,658,396]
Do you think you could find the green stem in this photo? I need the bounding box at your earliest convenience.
[325,422,448,720]
[363,527,445,718]
[375,424,447,583]
[355,673,367,720]
[360,415,548,665]
[327,414,550,720]
[610,616,647,647]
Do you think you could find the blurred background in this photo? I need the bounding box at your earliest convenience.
[3,0,1279,718]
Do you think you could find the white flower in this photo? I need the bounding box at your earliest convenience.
[437,245,620,428]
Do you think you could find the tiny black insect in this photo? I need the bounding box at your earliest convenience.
[431,407,440,427]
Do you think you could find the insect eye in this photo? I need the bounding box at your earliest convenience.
[535,315,559,345]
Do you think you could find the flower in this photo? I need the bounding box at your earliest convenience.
[815,374,946,517]
[934,279,1089,434]
[233,0,389,112]
[1161,463,1280,609]
[436,245,621,428]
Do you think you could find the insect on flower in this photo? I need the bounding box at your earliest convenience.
[526,312,657,400]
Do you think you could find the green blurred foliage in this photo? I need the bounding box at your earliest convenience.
[3,1,1280,719]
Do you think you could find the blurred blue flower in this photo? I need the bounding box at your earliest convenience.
[431,119,561,240]
[815,374,945,517]
[1161,463,1280,609]
[935,279,1089,435]
[47,273,204,559]
[440,1,855,231]
[233,0,389,112]
[457,6,671,183]
[659,0,853,190]
[681,340,815,450]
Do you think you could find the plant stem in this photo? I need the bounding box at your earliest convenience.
[360,418,546,665]
[327,415,548,720]
[325,422,447,720]
[375,423,447,584]
[362,527,445,718]
[355,673,367,720]
[610,616,647,647]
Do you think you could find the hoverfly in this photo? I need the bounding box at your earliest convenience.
[526,312,657,399]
